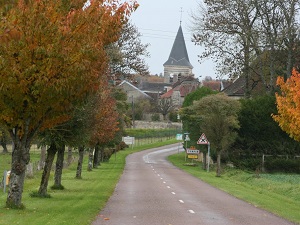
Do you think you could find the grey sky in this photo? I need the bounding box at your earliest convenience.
[130,0,217,79]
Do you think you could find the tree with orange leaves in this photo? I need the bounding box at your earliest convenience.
[273,68,300,142]
[0,0,137,208]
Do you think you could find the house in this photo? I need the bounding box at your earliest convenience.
[201,80,222,91]
[221,77,246,99]
[118,80,152,103]
[160,76,200,108]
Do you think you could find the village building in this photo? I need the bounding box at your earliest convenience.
[163,25,194,84]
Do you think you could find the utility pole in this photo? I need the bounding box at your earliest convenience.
[131,96,135,128]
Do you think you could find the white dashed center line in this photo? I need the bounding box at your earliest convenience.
[179,200,184,203]
[189,210,195,214]
[171,192,176,195]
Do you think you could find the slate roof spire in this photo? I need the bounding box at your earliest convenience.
[163,25,193,69]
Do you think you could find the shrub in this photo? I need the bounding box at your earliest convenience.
[151,113,160,121]
[264,158,300,173]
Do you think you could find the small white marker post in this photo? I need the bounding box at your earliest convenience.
[207,142,210,172]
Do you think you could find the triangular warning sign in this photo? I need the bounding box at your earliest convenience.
[197,133,208,144]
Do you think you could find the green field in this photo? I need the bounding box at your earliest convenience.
[168,153,300,224]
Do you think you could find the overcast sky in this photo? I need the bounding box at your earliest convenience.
[130,0,217,80]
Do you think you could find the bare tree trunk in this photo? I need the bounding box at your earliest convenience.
[6,131,31,208]
[38,145,46,170]
[1,131,8,153]
[87,148,93,171]
[75,146,84,179]
[100,146,104,162]
[93,145,99,168]
[67,146,73,166]
[38,143,57,196]
[216,152,221,177]
[53,145,65,189]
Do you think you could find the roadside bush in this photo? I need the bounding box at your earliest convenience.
[151,113,160,121]
[116,141,128,151]
[231,157,262,171]
[264,158,300,173]
[102,148,115,162]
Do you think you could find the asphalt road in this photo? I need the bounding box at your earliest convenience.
[92,143,295,225]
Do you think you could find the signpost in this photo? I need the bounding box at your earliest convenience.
[197,133,210,172]
[184,133,190,161]
[122,136,135,149]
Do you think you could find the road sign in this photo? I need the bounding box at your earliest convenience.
[176,134,183,140]
[122,136,135,145]
[188,154,198,159]
[197,133,208,144]
[186,149,200,154]
[185,134,190,141]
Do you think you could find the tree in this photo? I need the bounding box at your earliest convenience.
[156,98,175,121]
[0,128,9,153]
[180,87,217,148]
[237,95,300,153]
[273,68,300,141]
[0,0,137,208]
[191,94,241,177]
[182,86,217,108]
[107,22,150,76]
[191,0,258,97]
[191,0,300,96]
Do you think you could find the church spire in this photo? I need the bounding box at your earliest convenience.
[163,25,193,69]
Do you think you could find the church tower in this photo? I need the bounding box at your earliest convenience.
[163,25,193,83]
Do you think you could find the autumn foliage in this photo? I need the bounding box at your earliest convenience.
[0,0,137,208]
[273,69,300,142]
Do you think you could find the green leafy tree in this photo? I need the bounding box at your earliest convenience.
[182,86,217,107]
[191,94,241,177]
[180,87,217,145]
[237,95,300,155]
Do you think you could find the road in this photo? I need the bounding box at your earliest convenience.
[92,143,295,225]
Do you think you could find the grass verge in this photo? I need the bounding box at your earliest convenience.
[168,152,300,225]
[0,139,178,225]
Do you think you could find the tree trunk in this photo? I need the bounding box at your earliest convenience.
[93,145,100,168]
[216,152,221,177]
[67,146,73,166]
[100,146,104,162]
[38,143,58,196]
[53,144,65,188]
[1,131,8,153]
[87,148,93,171]
[38,145,46,170]
[75,146,84,179]
[97,146,102,166]
[6,134,31,208]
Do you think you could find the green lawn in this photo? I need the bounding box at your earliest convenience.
[168,153,300,225]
